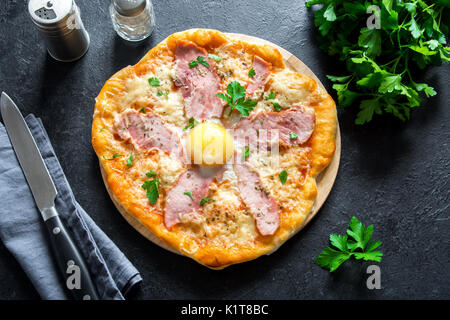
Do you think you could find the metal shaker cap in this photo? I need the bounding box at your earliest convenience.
[113,0,146,17]
[28,0,73,29]
[28,0,90,62]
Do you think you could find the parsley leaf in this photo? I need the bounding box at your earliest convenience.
[346,216,373,250]
[358,28,381,57]
[265,92,276,100]
[103,154,122,160]
[146,170,157,177]
[414,82,436,98]
[139,107,146,113]
[408,45,437,56]
[197,56,209,67]
[200,197,214,206]
[216,81,257,116]
[289,132,298,140]
[184,191,194,199]
[183,117,198,131]
[379,75,402,93]
[242,146,250,160]
[142,178,159,205]
[315,247,351,272]
[279,170,287,185]
[409,17,422,39]
[305,0,449,124]
[248,68,256,77]
[234,99,258,116]
[355,99,382,125]
[148,77,161,87]
[126,152,133,167]
[227,81,246,103]
[326,75,352,83]
[188,60,198,68]
[208,53,222,61]
[323,4,337,22]
[189,56,210,68]
[271,102,282,111]
[157,91,169,96]
[354,250,383,261]
[315,216,383,272]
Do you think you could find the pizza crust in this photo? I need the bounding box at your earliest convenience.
[92,29,339,269]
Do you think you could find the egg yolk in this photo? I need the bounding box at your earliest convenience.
[187,122,234,166]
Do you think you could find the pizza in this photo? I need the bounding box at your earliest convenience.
[92,29,337,269]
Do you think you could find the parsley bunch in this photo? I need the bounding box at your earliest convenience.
[306,0,449,124]
[315,216,382,272]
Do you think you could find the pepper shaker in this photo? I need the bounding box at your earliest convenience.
[110,0,155,42]
[28,0,90,62]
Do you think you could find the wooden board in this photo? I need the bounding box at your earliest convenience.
[99,33,341,259]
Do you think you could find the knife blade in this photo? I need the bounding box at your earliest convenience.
[0,93,57,219]
[1,92,99,300]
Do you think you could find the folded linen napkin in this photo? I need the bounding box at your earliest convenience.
[0,114,142,300]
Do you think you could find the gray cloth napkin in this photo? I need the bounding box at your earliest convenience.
[0,114,142,300]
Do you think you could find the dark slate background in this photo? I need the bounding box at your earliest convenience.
[0,0,449,300]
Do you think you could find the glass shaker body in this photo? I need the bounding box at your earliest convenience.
[110,0,155,41]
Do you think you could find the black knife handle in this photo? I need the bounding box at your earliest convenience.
[44,213,99,300]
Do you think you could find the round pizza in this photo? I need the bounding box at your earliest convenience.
[92,29,337,269]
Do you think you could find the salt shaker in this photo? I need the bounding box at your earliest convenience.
[28,0,90,62]
[110,0,155,42]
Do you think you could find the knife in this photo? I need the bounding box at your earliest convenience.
[0,92,99,300]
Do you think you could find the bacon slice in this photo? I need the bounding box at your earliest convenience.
[235,107,315,147]
[234,161,279,236]
[174,41,224,120]
[247,56,271,94]
[164,168,216,228]
[115,111,183,161]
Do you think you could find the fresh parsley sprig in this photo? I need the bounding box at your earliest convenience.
[306,0,449,124]
[289,132,298,140]
[184,191,194,199]
[142,177,159,205]
[126,152,133,166]
[279,170,288,185]
[183,117,198,131]
[216,81,258,116]
[146,170,157,177]
[271,102,282,112]
[315,216,383,272]
[189,56,210,68]
[242,146,250,160]
[148,77,161,87]
[157,91,169,96]
[200,197,215,206]
[265,92,276,100]
[103,154,122,161]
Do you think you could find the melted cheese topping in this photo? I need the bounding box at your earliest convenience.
[246,147,311,209]
[214,45,253,85]
[252,70,318,114]
[177,179,258,254]
[121,63,187,126]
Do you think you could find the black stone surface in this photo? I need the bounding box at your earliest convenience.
[0,0,449,300]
